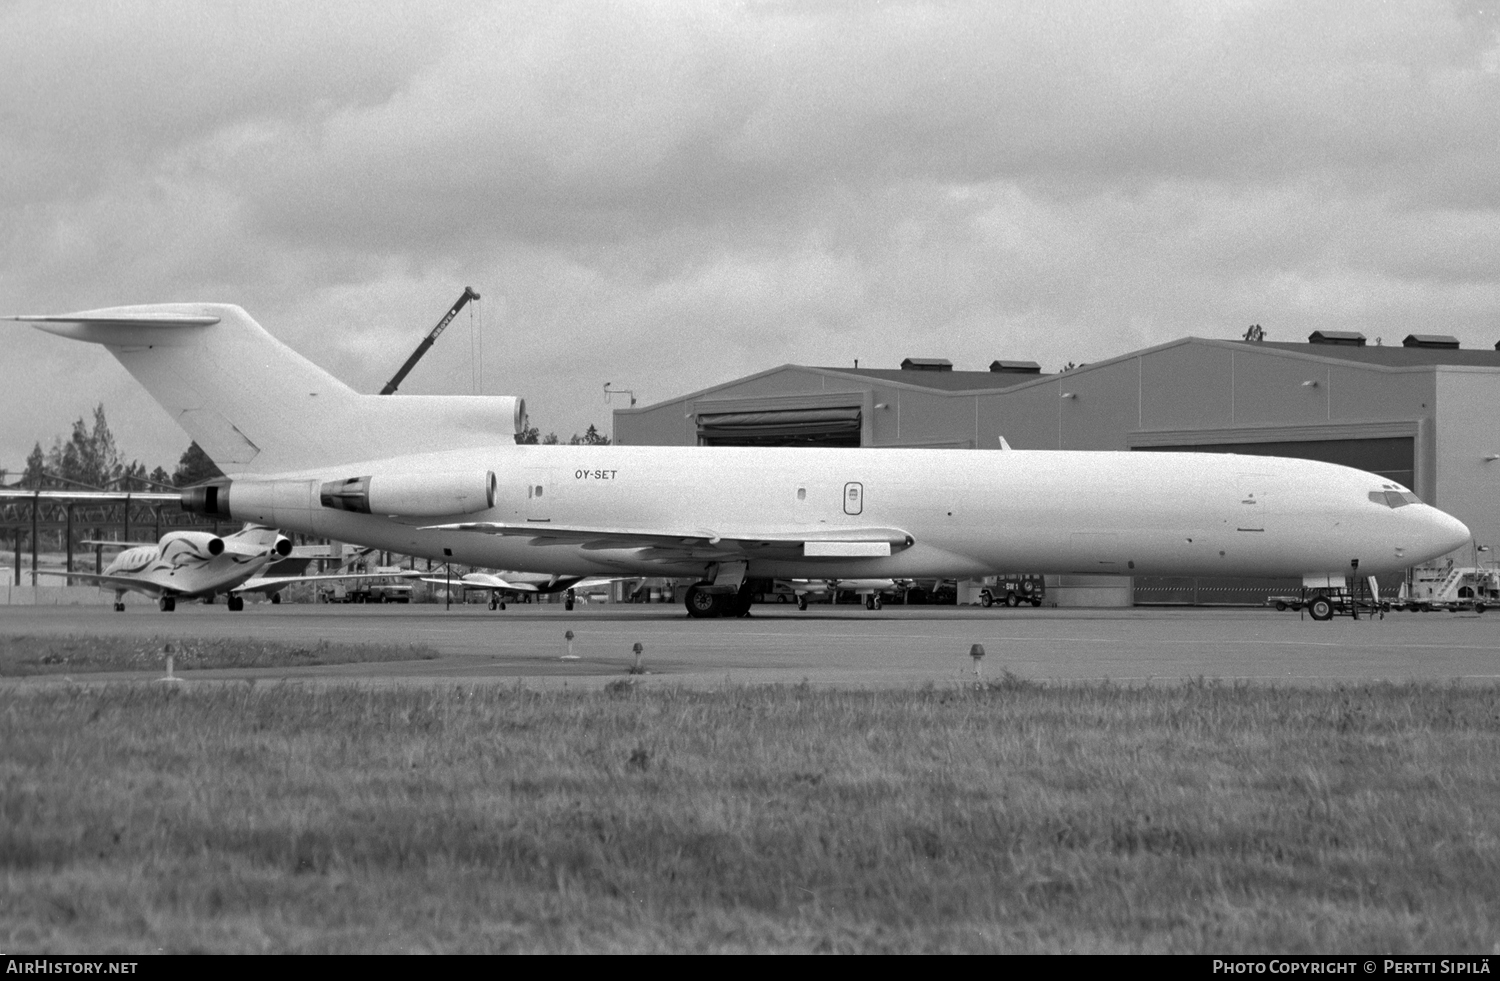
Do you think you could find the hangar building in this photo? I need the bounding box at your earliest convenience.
[613,332,1500,606]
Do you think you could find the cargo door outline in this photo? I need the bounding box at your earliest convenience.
[1237,473,1273,532]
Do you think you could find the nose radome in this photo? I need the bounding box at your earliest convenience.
[1425,507,1472,556]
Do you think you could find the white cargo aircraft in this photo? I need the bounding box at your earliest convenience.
[7,304,1473,620]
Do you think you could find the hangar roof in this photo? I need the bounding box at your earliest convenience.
[1243,340,1500,369]
[810,366,1055,391]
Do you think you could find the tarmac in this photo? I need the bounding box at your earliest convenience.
[2,600,1498,687]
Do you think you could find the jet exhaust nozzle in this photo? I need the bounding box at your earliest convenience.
[274,535,294,557]
[181,482,233,518]
[207,537,225,556]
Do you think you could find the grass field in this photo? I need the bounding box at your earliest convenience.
[0,634,440,676]
[2,678,1497,953]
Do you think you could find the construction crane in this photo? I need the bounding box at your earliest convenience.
[379,286,480,395]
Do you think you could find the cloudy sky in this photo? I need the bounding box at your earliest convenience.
[3,0,1497,475]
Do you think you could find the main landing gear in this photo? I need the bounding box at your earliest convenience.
[227,595,244,612]
[684,584,753,619]
[158,596,176,612]
[488,595,506,611]
[863,594,883,611]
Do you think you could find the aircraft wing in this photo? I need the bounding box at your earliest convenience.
[232,570,422,595]
[418,574,541,592]
[421,521,914,562]
[57,571,170,597]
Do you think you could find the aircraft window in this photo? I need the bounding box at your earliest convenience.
[797,488,806,501]
[536,485,544,497]
[1370,490,1416,509]
[1400,491,1421,505]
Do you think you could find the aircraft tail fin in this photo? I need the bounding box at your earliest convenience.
[11,304,525,476]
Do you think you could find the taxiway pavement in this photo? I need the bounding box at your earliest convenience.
[2,601,1497,687]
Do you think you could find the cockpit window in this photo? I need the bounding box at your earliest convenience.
[1369,489,1422,508]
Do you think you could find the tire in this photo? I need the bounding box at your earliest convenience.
[1274,600,1287,612]
[873,595,882,611]
[499,601,506,611]
[1031,598,1041,607]
[980,593,993,608]
[270,593,282,605]
[227,595,243,612]
[1308,596,1334,621]
[685,585,723,619]
[159,596,175,612]
[1476,603,1487,614]
[1007,593,1021,608]
[796,596,807,611]
[777,594,788,603]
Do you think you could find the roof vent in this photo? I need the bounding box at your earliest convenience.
[989,360,1042,375]
[900,358,953,371]
[1402,334,1460,349]
[1308,330,1366,347]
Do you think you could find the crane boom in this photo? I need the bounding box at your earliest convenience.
[379,286,481,395]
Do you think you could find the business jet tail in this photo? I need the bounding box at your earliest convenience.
[9,304,525,476]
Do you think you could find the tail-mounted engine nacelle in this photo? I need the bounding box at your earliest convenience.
[274,535,294,558]
[319,471,496,517]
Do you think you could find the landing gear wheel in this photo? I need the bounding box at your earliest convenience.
[114,602,125,612]
[728,590,754,617]
[227,595,244,612]
[864,595,875,610]
[270,593,281,605]
[685,585,725,619]
[796,595,808,611]
[489,597,498,611]
[1308,595,1334,621]
[499,601,507,611]
[872,595,882,611]
[159,596,176,612]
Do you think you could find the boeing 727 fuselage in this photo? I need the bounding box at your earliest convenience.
[8,304,1472,618]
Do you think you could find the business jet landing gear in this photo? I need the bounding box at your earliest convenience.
[158,596,176,612]
[796,595,808,610]
[488,595,498,610]
[564,588,576,611]
[227,595,244,612]
[863,594,883,611]
[270,593,281,605]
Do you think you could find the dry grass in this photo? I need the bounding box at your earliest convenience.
[0,635,439,676]
[1,679,1497,953]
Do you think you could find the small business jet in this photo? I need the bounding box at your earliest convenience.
[61,523,410,611]
[419,570,626,610]
[8,304,1474,621]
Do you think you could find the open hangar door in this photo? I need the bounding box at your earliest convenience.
[1131,436,1415,606]
[696,407,862,447]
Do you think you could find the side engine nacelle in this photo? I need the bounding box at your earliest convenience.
[182,472,497,521]
[319,471,496,517]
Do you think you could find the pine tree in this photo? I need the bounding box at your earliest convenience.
[173,442,224,487]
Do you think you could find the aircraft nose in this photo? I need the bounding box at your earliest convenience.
[1419,506,1471,558]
